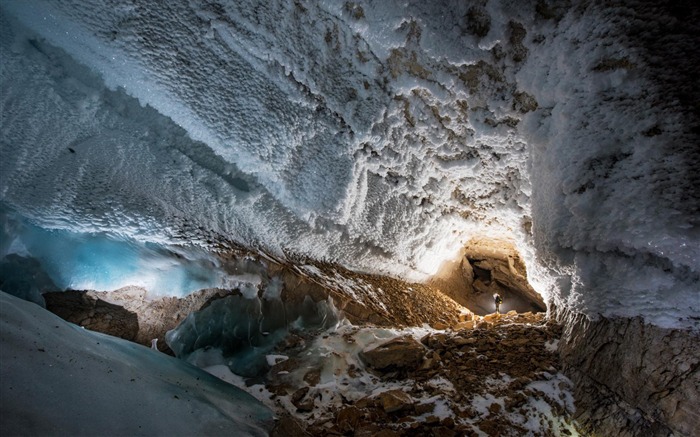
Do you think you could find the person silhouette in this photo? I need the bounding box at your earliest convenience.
[493,293,503,314]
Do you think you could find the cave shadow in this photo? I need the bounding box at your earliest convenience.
[43,290,140,342]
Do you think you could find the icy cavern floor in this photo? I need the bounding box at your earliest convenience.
[215,312,579,437]
[23,252,580,436]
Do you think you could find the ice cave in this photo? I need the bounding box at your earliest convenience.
[1,0,698,436]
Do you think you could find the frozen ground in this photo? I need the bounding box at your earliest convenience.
[178,310,579,436]
[0,291,273,436]
[0,0,698,329]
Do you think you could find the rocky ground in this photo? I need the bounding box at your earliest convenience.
[253,312,579,437]
[41,251,581,436]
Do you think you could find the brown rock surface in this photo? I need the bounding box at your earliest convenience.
[336,406,363,433]
[428,237,545,316]
[377,389,413,413]
[553,305,700,437]
[264,312,575,436]
[271,415,309,437]
[359,336,426,371]
[44,286,234,352]
[43,290,138,341]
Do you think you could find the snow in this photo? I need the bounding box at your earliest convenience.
[466,373,577,436]
[0,0,698,329]
[544,339,559,353]
[426,377,456,393]
[265,355,289,367]
[507,374,577,436]
[0,291,273,436]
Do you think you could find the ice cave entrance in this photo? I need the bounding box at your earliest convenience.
[430,237,546,316]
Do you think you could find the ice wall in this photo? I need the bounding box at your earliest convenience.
[167,290,339,377]
[1,1,698,328]
[516,1,700,329]
[0,206,239,298]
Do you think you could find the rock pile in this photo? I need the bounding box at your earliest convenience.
[265,312,579,436]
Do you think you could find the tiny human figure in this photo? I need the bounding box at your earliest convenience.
[493,293,503,314]
[151,338,159,351]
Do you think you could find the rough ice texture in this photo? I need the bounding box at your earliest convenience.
[0,1,698,328]
[165,277,339,377]
[517,1,700,330]
[0,291,273,436]
[553,304,700,436]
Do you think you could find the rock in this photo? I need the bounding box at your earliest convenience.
[359,336,426,371]
[295,398,315,413]
[421,333,448,348]
[353,425,383,437]
[552,305,700,437]
[432,427,456,437]
[459,312,474,322]
[377,389,413,413]
[483,313,500,323]
[453,320,475,330]
[356,396,381,410]
[44,287,236,353]
[441,417,455,428]
[271,414,309,437]
[43,291,139,341]
[336,406,363,433]
[432,322,449,330]
[282,334,306,350]
[453,336,477,346]
[271,358,300,375]
[419,351,441,370]
[372,430,400,437]
[291,387,310,405]
[478,418,503,437]
[488,403,502,414]
[303,368,321,386]
[415,402,435,415]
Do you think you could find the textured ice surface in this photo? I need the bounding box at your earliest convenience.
[1,1,698,328]
[515,2,700,328]
[0,291,273,436]
[0,207,235,297]
[166,285,339,377]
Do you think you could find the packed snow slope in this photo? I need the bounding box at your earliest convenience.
[1,1,698,328]
[0,291,273,436]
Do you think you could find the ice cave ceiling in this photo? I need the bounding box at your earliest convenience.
[1,1,698,328]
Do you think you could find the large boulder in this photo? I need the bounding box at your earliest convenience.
[377,389,414,413]
[43,290,139,341]
[359,336,426,371]
[43,287,232,352]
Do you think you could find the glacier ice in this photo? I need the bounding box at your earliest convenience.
[0,207,237,297]
[0,291,273,436]
[166,286,339,377]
